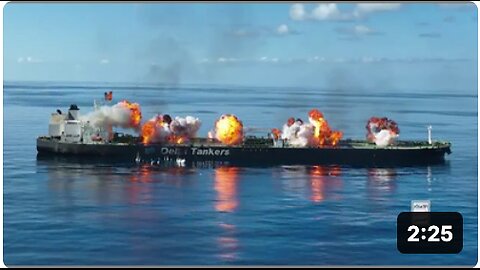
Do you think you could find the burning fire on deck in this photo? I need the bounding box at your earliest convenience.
[141,115,169,144]
[271,128,282,140]
[274,109,343,147]
[77,92,400,148]
[141,114,201,144]
[81,99,143,130]
[118,100,142,128]
[308,109,343,146]
[366,117,399,146]
[209,114,244,145]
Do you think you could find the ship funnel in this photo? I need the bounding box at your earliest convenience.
[68,104,80,120]
[427,125,432,144]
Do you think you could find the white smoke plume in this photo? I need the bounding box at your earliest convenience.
[169,116,202,139]
[80,101,141,130]
[366,117,400,147]
[144,116,171,143]
[281,119,315,147]
[142,114,201,144]
[372,129,398,147]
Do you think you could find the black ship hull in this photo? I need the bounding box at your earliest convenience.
[37,137,451,166]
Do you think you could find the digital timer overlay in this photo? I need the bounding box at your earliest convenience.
[397,212,464,254]
[2,2,478,267]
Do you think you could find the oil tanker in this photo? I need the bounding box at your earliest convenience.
[36,101,451,166]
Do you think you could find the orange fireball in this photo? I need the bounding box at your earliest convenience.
[169,135,187,144]
[141,115,165,144]
[141,115,192,145]
[141,120,157,144]
[287,117,295,127]
[213,114,244,145]
[271,128,282,140]
[366,116,399,142]
[118,100,142,128]
[308,109,343,146]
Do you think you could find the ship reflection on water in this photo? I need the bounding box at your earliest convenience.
[214,167,240,213]
[277,165,343,203]
[216,222,239,262]
[34,156,446,264]
[36,156,441,208]
[309,165,342,203]
[213,166,241,261]
[35,157,199,209]
[366,168,398,206]
[367,168,398,192]
[39,155,435,207]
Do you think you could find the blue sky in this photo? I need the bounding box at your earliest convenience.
[4,3,478,91]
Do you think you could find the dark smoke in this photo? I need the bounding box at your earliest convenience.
[147,61,182,85]
[140,36,198,85]
[209,5,263,59]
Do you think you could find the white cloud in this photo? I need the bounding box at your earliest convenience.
[200,56,471,65]
[307,56,326,63]
[217,57,240,63]
[311,4,345,21]
[289,3,402,22]
[259,56,280,63]
[335,25,381,38]
[230,24,298,38]
[354,3,402,17]
[361,56,382,63]
[290,3,352,21]
[276,24,289,35]
[255,56,283,64]
[353,25,375,35]
[290,4,307,20]
[100,59,110,64]
[17,56,42,64]
[230,28,259,38]
[438,3,475,10]
[201,56,282,64]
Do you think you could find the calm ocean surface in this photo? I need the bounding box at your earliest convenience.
[3,82,478,265]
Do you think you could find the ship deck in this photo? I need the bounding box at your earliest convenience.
[153,137,451,150]
[38,135,451,150]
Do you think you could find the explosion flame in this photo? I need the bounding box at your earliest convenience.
[81,100,142,130]
[118,100,142,128]
[141,114,201,144]
[271,128,282,140]
[141,115,167,144]
[209,114,244,145]
[80,93,401,149]
[276,109,343,147]
[308,109,343,146]
[366,116,399,146]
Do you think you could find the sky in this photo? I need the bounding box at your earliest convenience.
[3,2,478,91]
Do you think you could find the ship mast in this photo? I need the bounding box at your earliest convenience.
[427,125,432,144]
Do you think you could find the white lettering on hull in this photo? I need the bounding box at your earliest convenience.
[157,147,230,156]
[191,147,230,156]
